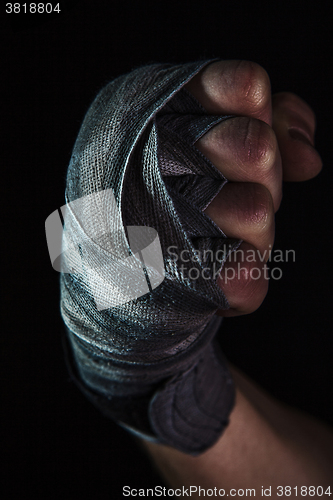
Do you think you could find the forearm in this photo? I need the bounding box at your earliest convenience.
[142,365,333,497]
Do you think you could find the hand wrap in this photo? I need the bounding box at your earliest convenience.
[60,61,240,455]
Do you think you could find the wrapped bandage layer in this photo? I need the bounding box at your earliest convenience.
[60,61,241,455]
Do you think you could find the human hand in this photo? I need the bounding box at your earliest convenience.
[143,62,331,477]
[59,59,324,457]
[185,60,322,317]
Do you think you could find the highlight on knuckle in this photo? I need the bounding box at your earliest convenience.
[233,258,266,299]
[233,60,270,109]
[242,184,273,230]
[237,260,268,307]
[236,118,276,172]
[251,121,277,173]
[220,243,270,311]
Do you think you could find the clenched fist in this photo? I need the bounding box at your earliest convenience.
[185,60,322,316]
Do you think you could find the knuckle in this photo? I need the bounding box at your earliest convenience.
[242,184,274,231]
[226,258,268,303]
[235,118,277,171]
[231,60,271,109]
[237,260,269,309]
[243,276,269,312]
[219,243,270,313]
[236,261,256,291]
[246,119,277,172]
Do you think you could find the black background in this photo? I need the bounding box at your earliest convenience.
[2,1,332,498]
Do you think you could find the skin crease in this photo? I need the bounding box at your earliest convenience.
[185,60,322,317]
[138,61,332,495]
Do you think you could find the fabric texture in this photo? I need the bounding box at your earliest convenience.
[60,60,241,455]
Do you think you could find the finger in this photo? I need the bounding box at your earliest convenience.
[216,242,269,316]
[204,183,275,260]
[272,92,322,181]
[196,116,283,211]
[185,60,272,125]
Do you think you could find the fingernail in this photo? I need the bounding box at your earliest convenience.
[288,127,314,147]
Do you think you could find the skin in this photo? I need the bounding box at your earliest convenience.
[139,61,332,495]
[143,365,333,497]
[187,60,322,317]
